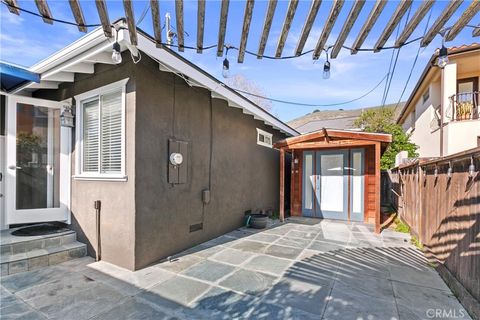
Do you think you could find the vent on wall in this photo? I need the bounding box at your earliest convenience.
[189,223,203,233]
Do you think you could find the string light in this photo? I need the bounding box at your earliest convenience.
[323,46,332,79]
[437,28,450,68]
[222,45,231,79]
[468,156,476,178]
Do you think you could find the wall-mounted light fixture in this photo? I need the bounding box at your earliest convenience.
[434,166,438,178]
[60,106,74,128]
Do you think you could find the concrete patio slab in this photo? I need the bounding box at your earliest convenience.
[0,218,470,319]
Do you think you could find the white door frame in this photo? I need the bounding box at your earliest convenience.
[5,94,71,226]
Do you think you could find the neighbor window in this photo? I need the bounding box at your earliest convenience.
[422,90,429,104]
[257,128,273,148]
[75,79,128,180]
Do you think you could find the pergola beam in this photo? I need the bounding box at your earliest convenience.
[295,0,322,56]
[217,0,230,57]
[196,0,205,53]
[275,0,299,58]
[34,0,53,24]
[373,0,412,52]
[123,0,137,46]
[445,0,480,41]
[238,0,255,63]
[68,0,87,32]
[257,0,277,59]
[95,0,112,37]
[4,0,19,15]
[313,0,345,59]
[395,0,434,47]
[150,0,162,47]
[474,24,480,37]
[175,0,184,51]
[330,0,365,59]
[421,0,463,47]
[350,0,386,54]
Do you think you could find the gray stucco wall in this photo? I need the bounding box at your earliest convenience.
[134,55,286,269]
[34,58,137,270]
[34,52,287,270]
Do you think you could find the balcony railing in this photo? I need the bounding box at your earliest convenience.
[448,91,479,121]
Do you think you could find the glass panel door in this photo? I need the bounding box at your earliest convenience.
[315,150,348,220]
[302,151,315,217]
[350,149,364,222]
[16,104,60,210]
[6,96,70,225]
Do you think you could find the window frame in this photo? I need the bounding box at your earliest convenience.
[256,128,273,148]
[74,78,129,181]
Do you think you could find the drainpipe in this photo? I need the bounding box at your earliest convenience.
[94,200,101,261]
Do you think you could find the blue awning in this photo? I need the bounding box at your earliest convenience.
[0,61,40,92]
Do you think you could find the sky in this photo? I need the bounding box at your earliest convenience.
[1,0,479,122]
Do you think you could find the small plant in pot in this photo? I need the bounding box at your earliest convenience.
[456,101,473,120]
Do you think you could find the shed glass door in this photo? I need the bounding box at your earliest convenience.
[315,150,348,220]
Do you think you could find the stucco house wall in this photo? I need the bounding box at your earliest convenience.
[134,54,285,269]
[34,57,137,270]
[34,52,287,270]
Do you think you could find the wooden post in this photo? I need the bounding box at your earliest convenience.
[375,142,381,233]
[280,148,285,222]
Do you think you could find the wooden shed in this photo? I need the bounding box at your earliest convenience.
[274,129,392,233]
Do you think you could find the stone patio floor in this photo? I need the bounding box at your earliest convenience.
[0,218,471,319]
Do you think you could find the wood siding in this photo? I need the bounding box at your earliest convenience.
[290,145,378,223]
[387,148,480,302]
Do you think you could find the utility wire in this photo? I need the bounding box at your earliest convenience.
[382,5,412,107]
[395,6,434,110]
[230,73,389,107]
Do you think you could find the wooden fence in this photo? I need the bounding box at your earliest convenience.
[385,147,480,303]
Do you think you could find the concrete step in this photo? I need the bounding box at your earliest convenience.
[0,226,87,275]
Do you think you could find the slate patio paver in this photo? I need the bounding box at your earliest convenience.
[182,260,236,282]
[208,248,255,266]
[243,255,291,275]
[219,269,276,296]
[0,218,471,319]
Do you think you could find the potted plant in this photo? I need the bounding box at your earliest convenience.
[456,101,474,120]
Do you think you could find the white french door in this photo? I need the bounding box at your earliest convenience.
[5,95,71,225]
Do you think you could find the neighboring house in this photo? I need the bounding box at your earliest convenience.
[274,129,392,233]
[396,43,480,158]
[0,22,297,271]
[288,103,404,133]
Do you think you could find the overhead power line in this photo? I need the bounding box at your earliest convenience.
[230,73,389,107]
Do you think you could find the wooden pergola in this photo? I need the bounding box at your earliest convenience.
[3,0,480,62]
[274,129,392,233]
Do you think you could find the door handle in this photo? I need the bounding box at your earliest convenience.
[8,165,22,170]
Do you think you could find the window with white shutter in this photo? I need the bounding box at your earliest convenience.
[74,79,128,180]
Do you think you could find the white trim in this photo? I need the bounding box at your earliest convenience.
[256,128,273,148]
[74,78,129,180]
[16,23,297,136]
